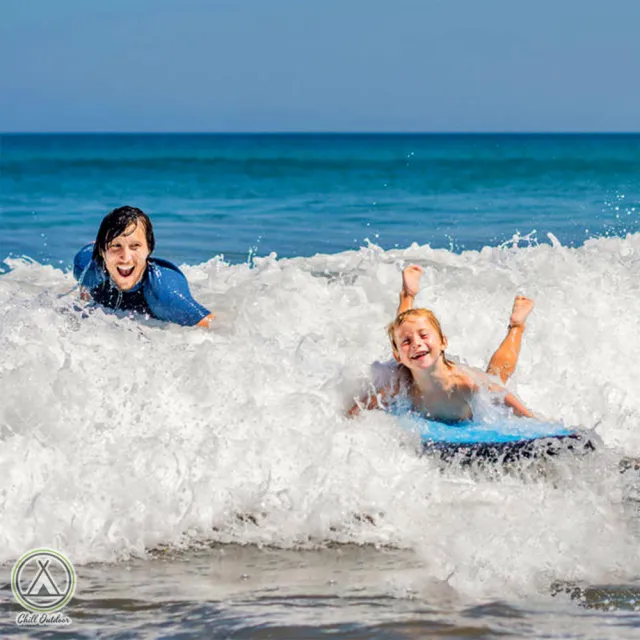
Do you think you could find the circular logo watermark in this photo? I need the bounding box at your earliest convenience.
[11,548,76,614]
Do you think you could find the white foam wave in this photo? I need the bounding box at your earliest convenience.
[1,235,639,598]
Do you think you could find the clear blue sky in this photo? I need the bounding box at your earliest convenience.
[1,0,639,132]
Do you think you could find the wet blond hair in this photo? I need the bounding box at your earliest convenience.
[387,308,453,368]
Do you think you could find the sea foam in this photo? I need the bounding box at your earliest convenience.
[1,235,639,598]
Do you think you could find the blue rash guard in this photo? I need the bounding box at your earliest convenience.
[73,244,211,326]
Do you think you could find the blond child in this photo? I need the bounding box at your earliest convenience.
[349,265,535,423]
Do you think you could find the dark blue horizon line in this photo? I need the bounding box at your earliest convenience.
[2,131,640,136]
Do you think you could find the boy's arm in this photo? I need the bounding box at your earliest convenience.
[503,392,535,418]
[397,291,415,315]
[196,313,215,328]
[73,243,105,291]
[486,380,535,418]
[397,265,423,316]
[347,384,397,417]
[145,261,214,327]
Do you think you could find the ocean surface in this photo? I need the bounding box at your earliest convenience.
[1,134,640,637]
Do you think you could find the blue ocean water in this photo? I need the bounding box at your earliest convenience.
[1,133,639,266]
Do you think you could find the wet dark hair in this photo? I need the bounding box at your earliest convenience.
[92,206,155,266]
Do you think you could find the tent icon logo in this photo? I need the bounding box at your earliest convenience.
[11,549,76,614]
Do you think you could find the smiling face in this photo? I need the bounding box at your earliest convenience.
[392,315,448,371]
[101,222,150,291]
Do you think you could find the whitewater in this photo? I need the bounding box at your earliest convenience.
[1,234,639,608]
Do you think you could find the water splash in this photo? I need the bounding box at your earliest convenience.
[1,236,639,599]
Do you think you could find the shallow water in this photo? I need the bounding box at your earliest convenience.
[1,545,640,638]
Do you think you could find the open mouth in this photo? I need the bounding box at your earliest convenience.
[116,266,135,278]
[411,351,429,360]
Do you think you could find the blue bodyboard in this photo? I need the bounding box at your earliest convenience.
[398,415,593,463]
[413,418,575,445]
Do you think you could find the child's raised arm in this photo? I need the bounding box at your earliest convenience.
[397,265,423,316]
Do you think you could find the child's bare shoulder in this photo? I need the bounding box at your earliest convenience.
[449,364,485,393]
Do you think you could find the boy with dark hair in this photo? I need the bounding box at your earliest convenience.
[73,206,214,327]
